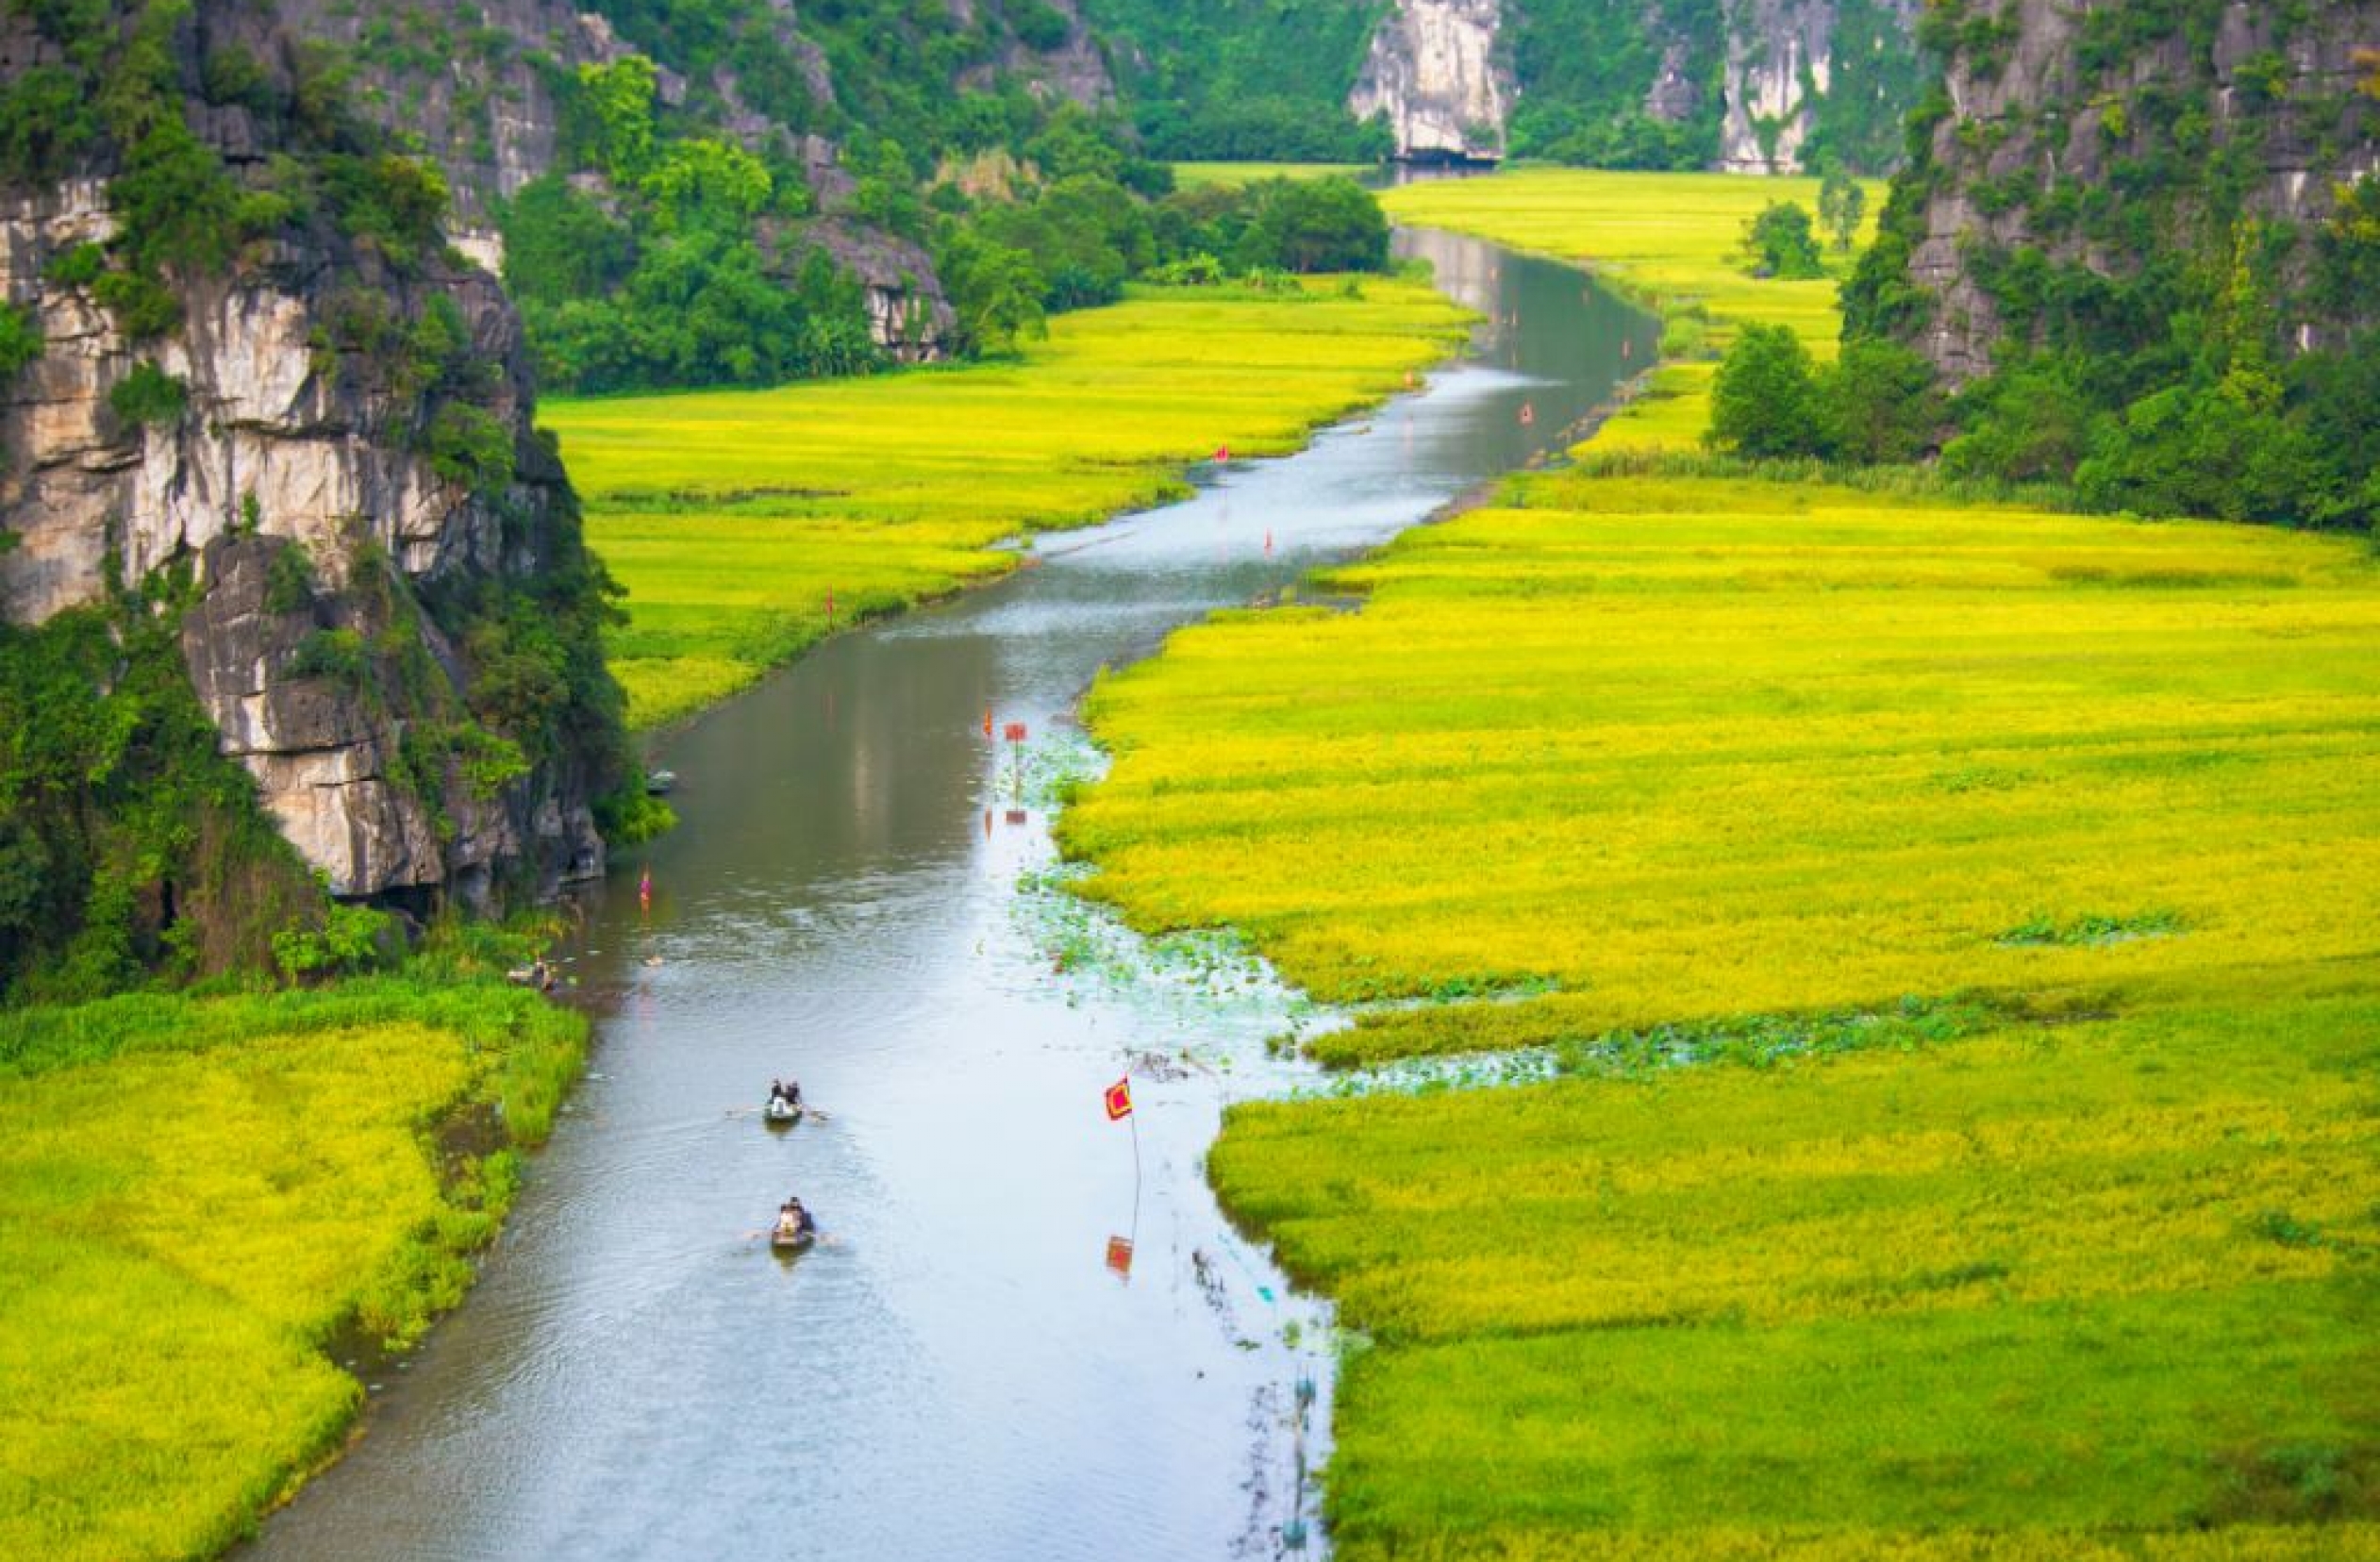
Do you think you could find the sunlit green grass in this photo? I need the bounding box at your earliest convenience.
[1380,168,1883,450]
[0,983,583,1561]
[546,276,1473,728]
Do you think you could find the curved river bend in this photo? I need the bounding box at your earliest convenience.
[243,231,1652,1562]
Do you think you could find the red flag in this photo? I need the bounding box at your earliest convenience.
[1104,1076,1134,1121]
[1003,721,1028,743]
[1106,1235,1134,1278]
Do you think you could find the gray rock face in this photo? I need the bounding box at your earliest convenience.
[1899,0,2380,385]
[1350,0,1514,162]
[272,0,643,244]
[0,35,608,903]
[1718,0,1838,173]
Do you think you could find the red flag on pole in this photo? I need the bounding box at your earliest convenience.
[1104,1076,1134,1121]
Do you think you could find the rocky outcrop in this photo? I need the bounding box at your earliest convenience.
[1881,0,2380,385]
[268,0,680,268]
[1349,0,1513,163]
[1714,0,1920,174]
[0,4,618,905]
[1355,0,1915,171]
[1718,0,1835,173]
[776,220,957,365]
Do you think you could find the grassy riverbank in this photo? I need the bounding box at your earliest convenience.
[0,978,584,1562]
[1060,170,2380,1555]
[544,276,1473,730]
[1382,168,1882,450]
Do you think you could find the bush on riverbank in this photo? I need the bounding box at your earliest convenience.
[0,976,585,1562]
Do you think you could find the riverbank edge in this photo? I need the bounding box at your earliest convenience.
[559,275,1484,744]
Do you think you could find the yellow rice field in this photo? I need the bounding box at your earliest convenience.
[1059,169,2380,1554]
[1063,474,2380,1061]
[544,278,1473,728]
[1382,168,1883,450]
[0,986,583,1561]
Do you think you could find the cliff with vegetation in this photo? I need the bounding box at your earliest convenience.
[1840,0,2380,527]
[0,0,632,999]
[1089,0,1919,172]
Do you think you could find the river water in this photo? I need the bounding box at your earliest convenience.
[242,230,1651,1562]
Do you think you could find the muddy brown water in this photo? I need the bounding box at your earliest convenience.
[240,230,1651,1562]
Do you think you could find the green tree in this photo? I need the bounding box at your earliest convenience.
[1738,201,1826,279]
[1236,177,1390,274]
[1821,340,1939,462]
[1707,322,1826,458]
[577,56,659,184]
[1817,166,1867,253]
[938,227,1048,356]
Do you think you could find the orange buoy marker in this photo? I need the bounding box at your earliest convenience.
[1214,444,1230,462]
[1519,402,1537,427]
[1263,529,1273,556]
[982,707,993,738]
[983,808,992,840]
[638,867,653,911]
[1404,369,1416,389]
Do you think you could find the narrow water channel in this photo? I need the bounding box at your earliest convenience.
[242,231,1651,1562]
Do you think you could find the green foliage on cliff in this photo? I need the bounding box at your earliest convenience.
[1506,0,1721,169]
[1080,0,1391,161]
[0,586,323,1004]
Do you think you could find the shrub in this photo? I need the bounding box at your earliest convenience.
[108,361,188,428]
[423,402,515,490]
[270,901,396,982]
[92,269,182,339]
[1706,323,1825,458]
[0,304,42,381]
[1738,201,1826,279]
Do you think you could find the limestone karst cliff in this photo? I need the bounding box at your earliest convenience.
[1852,0,2380,387]
[0,0,628,973]
[1349,0,1513,163]
[1344,0,1919,170]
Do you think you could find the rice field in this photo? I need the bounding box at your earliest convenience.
[1062,474,2380,1062]
[0,983,584,1561]
[1217,983,2380,1559]
[1058,169,2380,1554]
[544,277,1473,728]
[1381,168,1884,450]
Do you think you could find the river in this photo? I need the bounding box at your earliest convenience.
[241,229,1652,1562]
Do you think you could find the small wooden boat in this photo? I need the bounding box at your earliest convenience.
[762,1096,802,1126]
